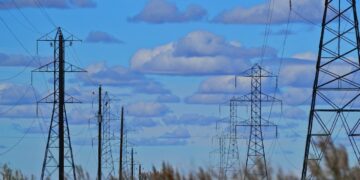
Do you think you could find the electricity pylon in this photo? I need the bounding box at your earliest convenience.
[302,0,360,179]
[33,27,86,180]
[224,98,241,177]
[234,64,280,179]
[98,86,116,179]
[102,91,115,179]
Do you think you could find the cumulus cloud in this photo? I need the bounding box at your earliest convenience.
[160,127,191,139]
[85,31,123,44]
[279,62,315,87]
[283,107,307,120]
[127,102,170,117]
[128,0,207,23]
[0,52,45,67]
[67,107,95,125]
[128,118,160,128]
[133,81,170,94]
[291,52,317,61]
[0,83,37,105]
[132,137,187,146]
[130,127,191,146]
[0,105,38,119]
[280,87,312,106]
[184,93,232,105]
[79,62,170,94]
[268,29,296,36]
[12,123,44,134]
[184,53,318,106]
[213,0,323,24]
[156,94,180,103]
[131,31,276,75]
[0,0,96,9]
[272,107,307,120]
[162,114,219,126]
[198,74,277,95]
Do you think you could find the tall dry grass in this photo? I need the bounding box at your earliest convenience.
[2,139,360,179]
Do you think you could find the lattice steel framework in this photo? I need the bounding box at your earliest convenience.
[33,27,85,180]
[223,98,241,177]
[102,92,116,179]
[302,0,360,179]
[234,64,280,180]
[218,135,226,179]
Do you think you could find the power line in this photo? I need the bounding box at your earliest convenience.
[0,118,37,156]
[259,0,275,65]
[10,0,42,34]
[32,0,57,28]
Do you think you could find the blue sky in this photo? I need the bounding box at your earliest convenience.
[0,0,357,178]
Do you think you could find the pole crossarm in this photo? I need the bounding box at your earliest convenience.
[37,93,82,104]
[32,61,87,73]
[231,93,282,104]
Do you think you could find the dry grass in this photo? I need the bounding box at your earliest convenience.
[2,139,360,179]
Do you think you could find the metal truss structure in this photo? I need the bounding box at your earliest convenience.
[33,27,86,180]
[302,0,360,179]
[233,64,281,179]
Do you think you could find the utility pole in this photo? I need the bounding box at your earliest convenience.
[138,164,142,180]
[119,106,124,180]
[131,148,134,180]
[98,85,102,180]
[302,0,360,179]
[233,64,280,179]
[34,27,85,180]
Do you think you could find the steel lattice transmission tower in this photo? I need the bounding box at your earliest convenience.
[234,64,280,179]
[223,98,241,177]
[33,27,86,180]
[302,0,360,179]
[102,91,116,179]
[217,135,226,179]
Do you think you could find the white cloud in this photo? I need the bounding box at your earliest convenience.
[279,63,315,87]
[213,0,323,24]
[131,31,275,75]
[156,94,180,103]
[128,118,160,128]
[85,31,123,44]
[160,127,191,139]
[184,93,231,105]
[0,83,37,105]
[128,0,207,23]
[132,138,187,146]
[79,62,170,94]
[0,105,38,119]
[280,87,312,106]
[0,52,46,67]
[127,102,170,117]
[0,0,96,9]
[162,114,219,126]
[291,52,317,61]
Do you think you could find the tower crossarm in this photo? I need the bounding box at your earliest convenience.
[231,93,282,104]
